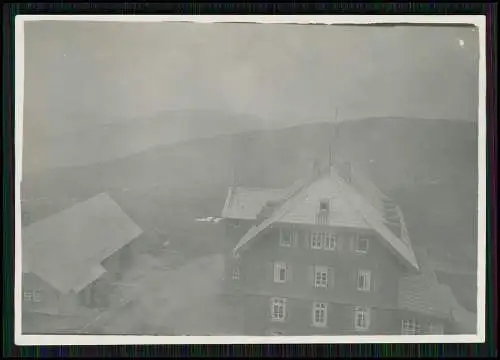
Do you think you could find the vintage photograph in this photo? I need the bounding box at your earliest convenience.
[16,16,484,342]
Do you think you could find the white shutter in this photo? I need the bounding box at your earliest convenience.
[309,266,315,287]
[329,267,335,289]
[365,307,371,329]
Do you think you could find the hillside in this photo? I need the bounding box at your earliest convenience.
[20,118,478,311]
[22,109,270,175]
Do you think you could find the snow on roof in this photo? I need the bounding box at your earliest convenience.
[398,247,476,328]
[227,166,419,270]
[221,187,289,220]
[22,193,143,294]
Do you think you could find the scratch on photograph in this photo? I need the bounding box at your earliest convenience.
[14,15,486,345]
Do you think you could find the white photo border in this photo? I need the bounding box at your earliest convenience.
[14,14,487,345]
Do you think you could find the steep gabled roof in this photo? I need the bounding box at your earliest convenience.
[228,166,419,271]
[22,193,143,294]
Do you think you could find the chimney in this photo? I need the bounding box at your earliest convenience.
[339,161,352,183]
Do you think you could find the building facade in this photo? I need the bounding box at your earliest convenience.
[220,163,470,335]
[21,193,143,318]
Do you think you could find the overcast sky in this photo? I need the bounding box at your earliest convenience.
[24,21,479,131]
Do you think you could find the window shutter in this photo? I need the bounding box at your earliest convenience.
[349,234,355,252]
[304,231,310,248]
[352,269,358,289]
[309,266,315,287]
[287,264,292,282]
[366,308,372,329]
[329,267,335,289]
[294,229,299,248]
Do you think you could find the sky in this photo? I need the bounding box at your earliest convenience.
[24,21,479,126]
[21,21,480,172]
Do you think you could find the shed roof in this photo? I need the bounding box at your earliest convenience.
[22,193,143,294]
[398,247,477,330]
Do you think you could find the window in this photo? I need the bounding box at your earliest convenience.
[269,329,284,336]
[428,322,444,334]
[311,232,323,249]
[356,236,369,253]
[357,270,371,291]
[317,201,330,225]
[274,262,288,283]
[354,307,370,330]
[324,234,337,250]
[271,297,286,321]
[319,199,329,212]
[232,266,240,280]
[314,266,328,288]
[23,290,41,303]
[23,291,32,302]
[313,302,328,327]
[311,232,337,250]
[280,228,295,247]
[402,319,417,335]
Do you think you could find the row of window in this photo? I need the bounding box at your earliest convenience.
[279,229,369,254]
[271,297,370,329]
[272,262,372,292]
[233,262,372,292]
[23,290,42,303]
[401,319,444,335]
[270,298,444,334]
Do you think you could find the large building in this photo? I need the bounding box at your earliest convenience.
[220,160,475,336]
[22,193,143,317]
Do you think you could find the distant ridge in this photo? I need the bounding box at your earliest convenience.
[22,110,476,175]
[21,117,477,311]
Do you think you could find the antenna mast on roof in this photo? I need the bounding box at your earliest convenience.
[231,138,239,188]
[329,107,339,167]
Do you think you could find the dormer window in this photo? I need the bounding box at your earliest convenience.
[319,199,329,212]
[356,235,369,254]
[317,200,330,225]
[232,266,240,280]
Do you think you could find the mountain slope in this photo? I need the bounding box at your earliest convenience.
[22,109,270,175]
[21,118,478,311]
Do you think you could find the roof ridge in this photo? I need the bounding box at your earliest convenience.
[22,193,143,294]
[230,165,418,271]
[330,170,419,270]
